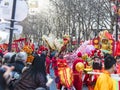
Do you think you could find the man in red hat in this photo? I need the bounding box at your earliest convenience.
[72,52,84,90]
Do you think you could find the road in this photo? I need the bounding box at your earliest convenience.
[49,66,88,90]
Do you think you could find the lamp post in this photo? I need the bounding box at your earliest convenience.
[115,0,119,41]
[8,0,17,52]
[110,0,120,41]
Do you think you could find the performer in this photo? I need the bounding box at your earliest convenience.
[94,55,116,90]
[88,56,103,90]
[101,39,110,51]
[72,52,84,90]
[115,55,120,74]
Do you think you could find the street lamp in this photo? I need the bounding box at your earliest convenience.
[115,0,119,41]
[8,0,17,52]
[111,0,120,41]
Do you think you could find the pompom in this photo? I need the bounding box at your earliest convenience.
[75,62,84,72]
[77,52,82,57]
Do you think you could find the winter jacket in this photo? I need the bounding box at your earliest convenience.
[14,69,47,90]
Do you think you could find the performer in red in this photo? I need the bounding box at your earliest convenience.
[72,52,84,90]
[115,55,120,74]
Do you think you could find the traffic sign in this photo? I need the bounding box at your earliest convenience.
[0,0,28,21]
[0,23,23,35]
[0,30,9,44]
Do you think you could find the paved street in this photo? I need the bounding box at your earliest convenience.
[49,67,88,90]
[49,67,57,90]
[50,82,88,90]
[83,86,88,90]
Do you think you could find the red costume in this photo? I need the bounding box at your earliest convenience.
[72,58,84,90]
[46,56,51,74]
[116,64,120,74]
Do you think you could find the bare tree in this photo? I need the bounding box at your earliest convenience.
[21,0,115,47]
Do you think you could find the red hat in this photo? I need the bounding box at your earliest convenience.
[77,52,82,57]
[39,45,48,51]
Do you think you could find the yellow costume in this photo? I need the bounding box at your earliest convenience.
[101,39,109,50]
[94,71,116,90]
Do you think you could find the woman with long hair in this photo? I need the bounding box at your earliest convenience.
[14,56,48,90]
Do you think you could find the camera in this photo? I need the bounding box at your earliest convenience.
[10,71,20,79]
[0,67,6,73]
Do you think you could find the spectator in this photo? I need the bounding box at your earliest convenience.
[0,65,14,90]
[3,52,15,65]
[14,56,48,90]
[11,52,27,74]
[32,48,39,57]
[9,54,16,64]
[6,52,27,90]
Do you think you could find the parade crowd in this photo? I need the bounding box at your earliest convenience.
[0,32,120,90]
